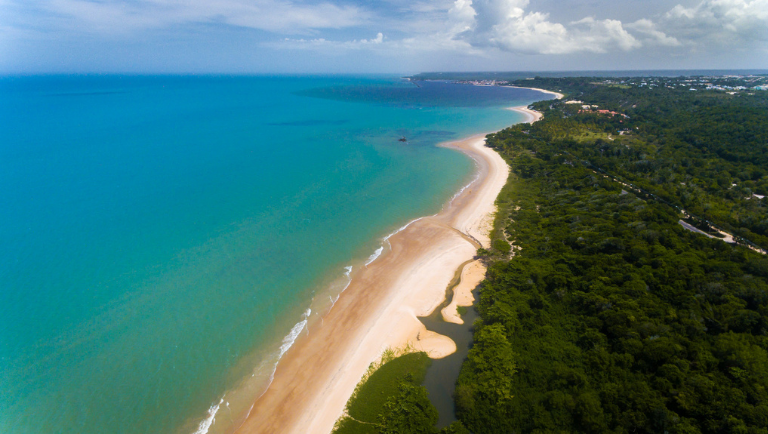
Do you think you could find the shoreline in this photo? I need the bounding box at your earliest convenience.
[232,133,509,434]
[508,87,563,124]
[507,105,543,123]
[505,85,565,100]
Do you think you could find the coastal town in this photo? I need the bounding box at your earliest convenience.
[456,74,768,94]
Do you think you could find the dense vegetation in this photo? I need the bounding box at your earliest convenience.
[522,77,768,248]
[452,77,768,434]
[334,351,469,434]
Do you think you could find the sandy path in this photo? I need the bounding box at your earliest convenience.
[233,135,509,434]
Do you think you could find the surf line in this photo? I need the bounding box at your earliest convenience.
[194,308,311,434]
[364,216,430,268]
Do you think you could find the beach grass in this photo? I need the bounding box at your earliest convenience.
[333,351,433,433]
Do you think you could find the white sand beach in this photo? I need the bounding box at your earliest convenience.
[233,134,509,434]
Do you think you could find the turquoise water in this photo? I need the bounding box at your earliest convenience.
[0,76,546,434]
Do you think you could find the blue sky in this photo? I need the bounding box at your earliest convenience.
[1,0,766,73]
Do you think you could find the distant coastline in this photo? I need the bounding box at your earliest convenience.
[504,85,565,101]
[508,88,564,124]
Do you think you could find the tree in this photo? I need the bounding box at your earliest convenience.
[378,379,438,434]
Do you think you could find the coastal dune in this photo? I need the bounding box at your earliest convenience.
[234,135,509,434]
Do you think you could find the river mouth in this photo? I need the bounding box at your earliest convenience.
[419,277,482,428]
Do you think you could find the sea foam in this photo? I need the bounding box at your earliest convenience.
[279,308,311,358]
[365,216,428,267]
[340,266,353,292]
[193,308,311,434]
[450,173,480,203]
[328,266,354,311]
[364,247,384,267]
[383,216,425,243]
[192,398,224,434]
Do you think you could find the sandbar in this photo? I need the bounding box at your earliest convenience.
[441,259,486,325]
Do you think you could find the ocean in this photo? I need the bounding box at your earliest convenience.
[0,75,547,434]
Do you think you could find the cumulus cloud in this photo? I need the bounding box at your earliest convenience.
[447,0,476,35]
[366,32,384,44]
[3,0,767,69]
[662,0,768,45]
[626,19,681,46]
[451,0,641,55]
[567,18,641,52]
[433,0,767,56]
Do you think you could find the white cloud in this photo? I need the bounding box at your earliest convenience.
[270,0,649,57]
[4,0,766,70]
[275,32,387,50]
[405,0,455,14]
[567,17,641,52]
[367,32,384,44]
[395,0,766,58]
[453,0,641,55]
[267,0,767,58]
[663,0,768,45]
[447,0,475,35]
[22,0,368,34]
[626,19,681,47]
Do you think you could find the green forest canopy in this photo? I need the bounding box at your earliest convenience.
[454,77,768,434]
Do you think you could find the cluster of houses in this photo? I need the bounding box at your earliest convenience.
[455,75,767,94]
[580,109,630,118]
[596,75,768,93]
[463,80,499,86]
[706,84,748,91]
[564,101,629,118]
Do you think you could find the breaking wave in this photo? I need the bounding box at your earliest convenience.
[364,246,384,267]
[192,398,224,434]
